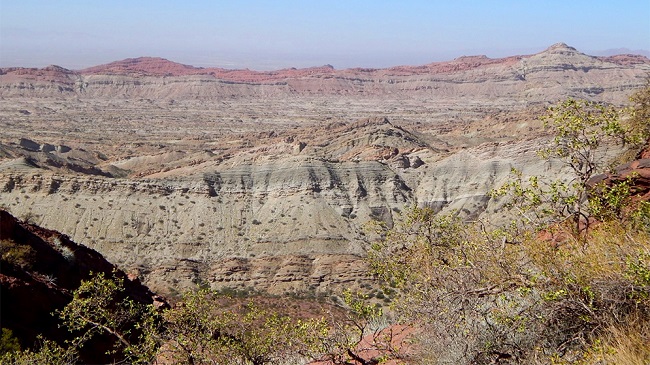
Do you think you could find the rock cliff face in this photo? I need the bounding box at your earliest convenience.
[0,118,555,295]
[0,44,647,295]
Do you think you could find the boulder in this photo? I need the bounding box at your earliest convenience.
[19,138,40,151]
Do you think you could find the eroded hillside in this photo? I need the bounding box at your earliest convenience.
[0,44,648,295]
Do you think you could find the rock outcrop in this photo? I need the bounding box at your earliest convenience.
[0,118,553,295]
[588,147,650,203]
[0,43,646,297]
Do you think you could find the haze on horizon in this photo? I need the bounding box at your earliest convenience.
[1,0,649,71]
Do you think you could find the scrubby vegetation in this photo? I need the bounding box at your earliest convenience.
[0,238,35,270]
[1,271,404,365]
[367,86,650,364]
[368,207,649,364]
[2,85,649,364]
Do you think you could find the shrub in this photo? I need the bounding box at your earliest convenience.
[368,202,650,364]
[0,336,77,365]
[0,239,35,269]
[0,328,21,356]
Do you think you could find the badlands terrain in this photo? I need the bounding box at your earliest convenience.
[1,43,649,296]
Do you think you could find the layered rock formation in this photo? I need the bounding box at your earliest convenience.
[0,117,557,295]
[0,43,647,295]
[1,43,648,104]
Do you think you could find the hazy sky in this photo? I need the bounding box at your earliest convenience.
[1,1,649,70]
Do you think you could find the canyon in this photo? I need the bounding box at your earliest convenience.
[1,43,649,296]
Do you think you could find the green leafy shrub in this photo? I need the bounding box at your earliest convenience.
[161,288,328,364]
[58,271,161,364]
[0,328,21,356]
[0,336,77,365]
[0,239,35,269]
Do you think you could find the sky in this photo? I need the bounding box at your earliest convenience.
[1,1,649,70]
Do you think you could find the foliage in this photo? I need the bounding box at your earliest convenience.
[57,271,161,364]
[158,288,226,364]
[7,270,409,365]
[366,94,650,363]
[0,328,21,356]
[526,221,650,359]
[161,288,328,365]
[0,238,35,269]
[0,336,77,365]
[368,207,471,288]
[57,276,343,364]
[587,174,637,221]
[367,203,650,364]
[539,99,638,173]
[631,200,650,233]
[220,301,327,365]
[368,206,543,363]
[629,78,650,142]
[491,169,575,231]
[318,289,411,365]
[492,98,642,239]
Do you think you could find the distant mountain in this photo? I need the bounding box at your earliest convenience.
[70,43,650,77]
[79,56,204,76]
[1,43,648,105]
[592,47,650,58]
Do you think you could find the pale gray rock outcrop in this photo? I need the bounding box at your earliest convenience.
[0,44,645,296]
[0,131,562,295]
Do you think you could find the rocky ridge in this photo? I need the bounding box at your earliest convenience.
[1,43,648,103]
[0,117,556,295]
[0,43,647,295]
